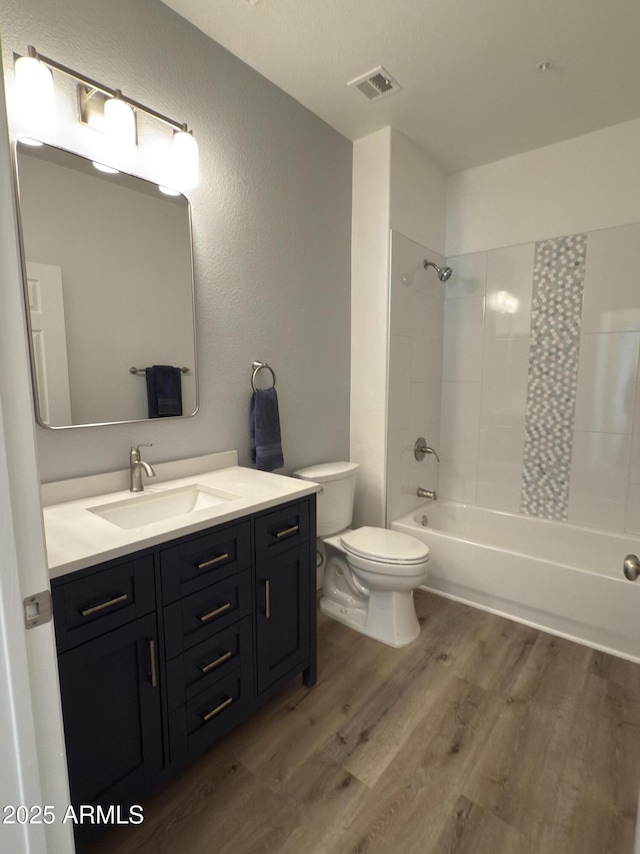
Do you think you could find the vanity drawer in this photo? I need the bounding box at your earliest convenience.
[163,570,252,659]
[254,501,310,554]
[160,521,251,604]
[52,555,155,653]
[169,667,251,763]
[166,616,252,712]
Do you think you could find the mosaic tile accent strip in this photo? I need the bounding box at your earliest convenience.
[520,233,587,520]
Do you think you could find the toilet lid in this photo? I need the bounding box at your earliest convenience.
[340,527,429,565]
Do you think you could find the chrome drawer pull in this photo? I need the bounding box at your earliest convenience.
[202,695,233,722]
[265,579,270,619]
[199,650,233,674]
[275,524,299,539]
[148,638,158,688]
[197,552,230,570]
[80,593,128,617]
[198,602,232,623]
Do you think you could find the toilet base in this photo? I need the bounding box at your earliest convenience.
[319,588,421,648]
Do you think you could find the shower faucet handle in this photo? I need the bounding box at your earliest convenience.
[414,438,440,463]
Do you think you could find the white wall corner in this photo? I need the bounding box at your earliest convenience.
[389,128,448,255]
[351,128,392,527]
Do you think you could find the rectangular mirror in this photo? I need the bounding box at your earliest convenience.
[13,139,198,428]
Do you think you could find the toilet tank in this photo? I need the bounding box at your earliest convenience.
[293,461,359,537]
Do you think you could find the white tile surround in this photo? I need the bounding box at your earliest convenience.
[437,221,640,536]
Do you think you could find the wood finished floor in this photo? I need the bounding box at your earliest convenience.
[89,592,640,854]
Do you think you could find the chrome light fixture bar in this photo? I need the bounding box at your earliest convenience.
[16,45,186,133]
[13,45,199,190]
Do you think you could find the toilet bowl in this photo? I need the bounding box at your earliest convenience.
[293,463,429,648]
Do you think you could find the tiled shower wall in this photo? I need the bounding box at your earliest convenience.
[440,220,640,535]
[386,231,445,523]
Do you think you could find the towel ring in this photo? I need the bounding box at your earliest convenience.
[251,361,276,392]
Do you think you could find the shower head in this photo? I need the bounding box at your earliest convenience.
[423,259,453,282]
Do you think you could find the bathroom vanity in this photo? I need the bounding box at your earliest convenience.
[43,455,317,830]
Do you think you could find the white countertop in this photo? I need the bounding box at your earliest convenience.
[44,461,319,579]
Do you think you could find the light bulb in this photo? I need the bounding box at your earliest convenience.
[14,55,57,134]
[170,130,199,190]
[92,161,119,175]
[103,96,136,165]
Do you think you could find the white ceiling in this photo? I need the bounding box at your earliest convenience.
[160,0,640,174]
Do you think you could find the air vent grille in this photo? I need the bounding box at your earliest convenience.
[347,66,402,101]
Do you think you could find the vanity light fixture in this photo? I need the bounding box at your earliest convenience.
[13,46,199,190]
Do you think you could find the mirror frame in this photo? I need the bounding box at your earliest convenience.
[12,137,199,429]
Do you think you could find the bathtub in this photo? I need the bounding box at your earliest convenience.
[391,500,640,663]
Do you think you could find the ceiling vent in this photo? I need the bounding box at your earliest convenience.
[347,66,402,101]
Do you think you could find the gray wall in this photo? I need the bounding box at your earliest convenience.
[0,0,352,481]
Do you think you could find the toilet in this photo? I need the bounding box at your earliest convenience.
[293,461,429,647]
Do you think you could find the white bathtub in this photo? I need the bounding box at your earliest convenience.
[392,500,640,663]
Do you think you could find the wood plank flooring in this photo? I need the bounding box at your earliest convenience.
[88,592,640,854]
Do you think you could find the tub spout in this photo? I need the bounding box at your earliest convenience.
[417,488,437,501]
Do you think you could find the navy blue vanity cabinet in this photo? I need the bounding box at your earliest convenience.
[254,498,317,697]
[51,494,317,827]
[52,554,163,816]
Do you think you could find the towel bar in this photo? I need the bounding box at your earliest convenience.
[130,366,190,375]
[251,361,276,392]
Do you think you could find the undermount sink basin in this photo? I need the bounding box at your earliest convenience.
[88,483,241,530]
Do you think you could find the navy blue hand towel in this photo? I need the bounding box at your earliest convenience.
[250,388,284,471]
[146,365,183,418]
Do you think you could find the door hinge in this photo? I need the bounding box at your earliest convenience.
[24,590,52,629]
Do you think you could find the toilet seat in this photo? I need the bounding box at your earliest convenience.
[340,526,429,570]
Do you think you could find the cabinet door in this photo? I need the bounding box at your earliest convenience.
[57,613,163,809]
[256,543,310,694]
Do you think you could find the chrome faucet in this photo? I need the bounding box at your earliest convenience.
[130,444,156,492]
[417,487,437,501]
